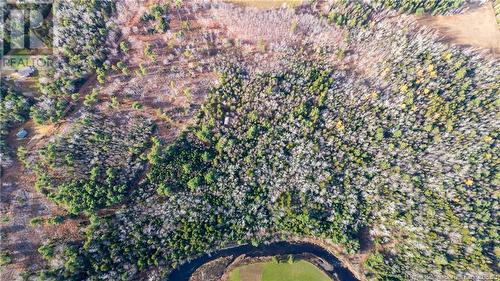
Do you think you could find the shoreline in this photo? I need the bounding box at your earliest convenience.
[166,237,364,281]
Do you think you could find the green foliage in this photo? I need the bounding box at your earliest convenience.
[110,97,119,108]
[371,0,466,15]
[131,102,142,109]
[115,61,130,75]
[29,217,45,226]
[38,243,55,260]
[204,170,216,184]
[326,0,467,29]
[84,89,99,107]
[144,44,156,60]
[48,215,64,225]
[137,63,148,77]
[33,113,154,214]
[30,3,498,280]
[147,136,162,165]
[364,252,403,280]
[195,125,213,143]
[48,167,127,214]
[1,215,10,224]
[148,136,212,192]
[119,41,130,54]
[141,3,170,33]
[0,251,12,266]
[97,67,107,84]
[0,84,31,126]
[0,83,31,162]
[328,2,373,27]
[30,1,115,123]
[187,176,202,191]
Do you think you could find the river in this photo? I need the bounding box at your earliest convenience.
[166,241,359,281]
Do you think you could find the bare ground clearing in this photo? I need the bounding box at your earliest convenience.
[418,3,500,55]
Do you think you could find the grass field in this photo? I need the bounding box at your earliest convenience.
[227,0,302,9]
[228,260,331,281]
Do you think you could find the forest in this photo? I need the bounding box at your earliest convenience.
[27,113,154,214]
[0,82,31,167]
[33,37,498,281]
[1,0,498,281]
[29,0,115,124]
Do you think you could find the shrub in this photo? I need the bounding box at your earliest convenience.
[0,252,11,266]
[38,243,55,260]
[29,217,44,226]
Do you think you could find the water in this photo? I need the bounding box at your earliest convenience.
[166,241,359,281]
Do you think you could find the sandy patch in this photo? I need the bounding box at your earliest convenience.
[418,3,500,55]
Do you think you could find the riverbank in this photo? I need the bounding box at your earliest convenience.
[289,237,367,281]
[165,240,361,281]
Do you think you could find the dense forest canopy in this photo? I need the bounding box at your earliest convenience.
[30,113,153,214]
[37,47,498,280]
[1,0,498,280]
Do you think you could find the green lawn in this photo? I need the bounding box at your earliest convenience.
[229,260,331,281]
